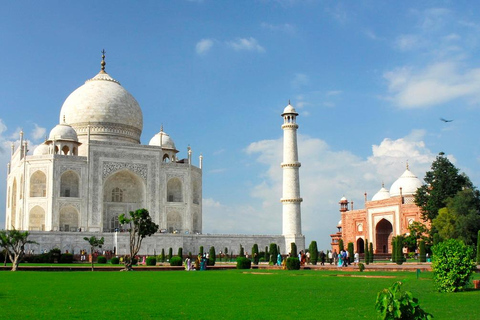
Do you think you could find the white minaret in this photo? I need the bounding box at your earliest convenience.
[281,102,304,253]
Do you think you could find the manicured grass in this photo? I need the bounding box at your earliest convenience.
[1,269,479,319]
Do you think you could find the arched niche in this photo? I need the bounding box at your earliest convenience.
[60,171,80,197]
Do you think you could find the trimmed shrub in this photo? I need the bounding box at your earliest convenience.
[110,257,120,265]
[97,256,107,264]
[358,262,365,272]
[391,238,396,262]
[369,242,374,263]
[160,249,165,262]
[365,239,369,265]
[290,242,297,257]
[269,243,278,265]
[347,242,354,263]
[338,239,344,252]
[170,256,182,266]
[208,246,216,266]
[251,244,259,265]
[375,281,433,319]
[309,241,318,265]
[286,257,300,270]
[239,245,245,257]
[236,257,251,269]
[59,253,74,263]
[178,248,183,259]
[146,256,157,266]
[264,246,269,263]
[395,236,404,265]
[168,248,173,261]
[419,240,426,263]
[199,246,204,256]
[432,239,476,292]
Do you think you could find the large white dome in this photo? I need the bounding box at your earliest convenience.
[389,168,423,197]
[59,70,143,144]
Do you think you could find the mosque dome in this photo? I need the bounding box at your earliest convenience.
[389,168,423,197]
[59,57,143,144]
[33,143,50,156]
[48,123,78,141]
[149,129,176,150]
[282,103,298,116]
[372,186,390,201]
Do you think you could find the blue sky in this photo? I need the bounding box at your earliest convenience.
[1,1,480,250]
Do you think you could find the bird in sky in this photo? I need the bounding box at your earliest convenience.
[440,118,453,123]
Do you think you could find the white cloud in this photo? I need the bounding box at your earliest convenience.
[395,34,421,51]
[203,130,436,249]
[31,124,46,141]
[291,73,309,89]
[196,38,214,55]
[261,22,296,34]
[326,90,342,96]
[384,61,480,108]
[226,38,265,53]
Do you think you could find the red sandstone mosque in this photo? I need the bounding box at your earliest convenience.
[330,165,428,254]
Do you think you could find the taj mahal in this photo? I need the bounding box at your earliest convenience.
[5,53,305,255]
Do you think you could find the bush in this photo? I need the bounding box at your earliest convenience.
[432,239,476,292]
[269,243,278,264]
[208,246,216,266]
[110,257,120,265]
[239,245,245,257]
[178,248,183,259]
[347,242,354,263]
[286,257,300,270]
[290,243,297,257]
[251,244,259,265]
[309,241,318,265]
[369,242,374,263]
[170,256,182,266]
[160,249,165,262]
[476,230,480,265]
[375,281,433,320]
[168,248,173,261]
[419,240,426,262]
[236,257,251,269]
[338,239,344,252]
[146,257,157,266]
[97,256,107,264]
[59,253,74,263]
[365,239,370,265]
[358,262,365,272]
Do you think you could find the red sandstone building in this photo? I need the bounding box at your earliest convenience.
[330,166,428,254]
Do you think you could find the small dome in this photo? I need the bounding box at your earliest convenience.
[149,130,176,150]
[48,124,78,141]
[390,168,423,197]
[340,196,347,201]
[282,103,298,116]
[337,220,342,227]
[33,143,50,155]
[372,186,390,201]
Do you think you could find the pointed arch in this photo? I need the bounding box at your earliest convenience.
[60,170,79,197]
[167,211,182,233]
[30,170,47,197]
[167,178,183,202]
[29,206,45,231]
[356,238,365,254]
[376,218,393,254]
[60,206,79,231]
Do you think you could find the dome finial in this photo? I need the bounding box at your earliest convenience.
[160,124,164,132]
[101,49,106,73]
[382,181,384,188]
[406,160,409,170]
[288,99,291,105]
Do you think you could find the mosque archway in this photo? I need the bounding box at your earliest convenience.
[167,211,182,233]
[30,170,47,197]
[356,238,365,254]
[375,219,393,253]
[60,171,79,197]
[59,206,79,231]
[167,178,183,202]
[29,206,45,231]
[103,170,145,232]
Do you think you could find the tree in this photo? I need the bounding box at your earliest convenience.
[369,242,374,263]
[415,152,472,222]
[338,239,344,252]
[309,241,318,265]
[404,221,430,252]
[419,240,426,263]
[83,236,104,271]
[208,246,216,266]
[119,208,159,271]
[178,247,183,259]
[477,230,480,265]
[290,242,297,257]
[0,228,37,271]
[347,242,354,264]
[432,188,480,247]
[239,245,245,257]
[364,239,369,265]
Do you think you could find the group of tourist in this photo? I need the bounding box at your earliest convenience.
[184,253,209,271]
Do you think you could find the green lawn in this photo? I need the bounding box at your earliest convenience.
[1,269,479,319]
